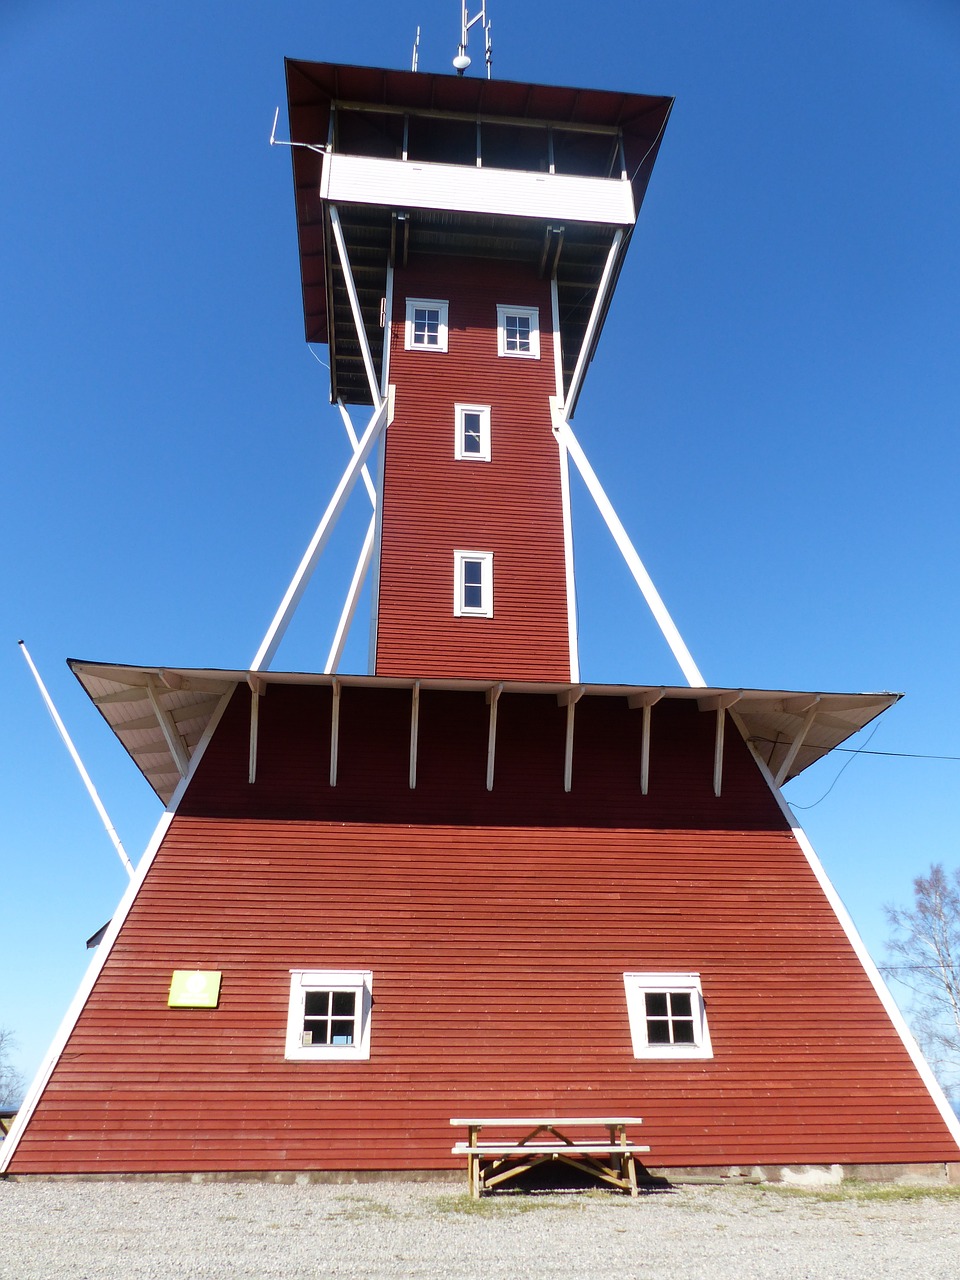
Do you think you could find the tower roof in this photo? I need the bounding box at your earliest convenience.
[285,60,673,404]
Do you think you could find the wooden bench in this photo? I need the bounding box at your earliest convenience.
[451,1116,650,1198]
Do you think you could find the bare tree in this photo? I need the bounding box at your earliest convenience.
[884,863,960,1102]
[0,1027,25,1109]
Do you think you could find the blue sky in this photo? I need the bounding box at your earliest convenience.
[2,1,959,1091]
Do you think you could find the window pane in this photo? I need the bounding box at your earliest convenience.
[646,1020,671,1044]
[332,991,356,1017]
[645,992,668,1017]
[331,1021,355,1045]
[463,412,482,453]
[672,1020,696,1044]
[304,991,331,1017]
[414,308,440,345]
[463,559,483,609]
[669,992,692,1018]
[505,314,531,352]
[307,1022,331,1045]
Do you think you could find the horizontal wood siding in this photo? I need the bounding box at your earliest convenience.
[9,686,958,1173]
[376,256,570,680]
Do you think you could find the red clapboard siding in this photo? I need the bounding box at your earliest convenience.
[375,255,570,680]
[8,685,958,1174]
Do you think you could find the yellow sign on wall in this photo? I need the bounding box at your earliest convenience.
[168,970,222,1008]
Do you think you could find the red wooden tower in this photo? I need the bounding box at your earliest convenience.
[4,44,959,1181]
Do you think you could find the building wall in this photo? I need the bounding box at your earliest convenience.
[374,256,571,680]
[8,686,958,1174]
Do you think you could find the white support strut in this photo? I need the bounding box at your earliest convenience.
[485,683,503,791]
[251,396,390,672]
[324,514,376,675]
[564,230,623,419]
[409,681,420,790]
[18,641,135,879]
[328,204,384,409]
[550,403,706,689]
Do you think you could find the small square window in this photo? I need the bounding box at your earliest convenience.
[453,550,493,618]
[285,969,373,1061]
[496,305,540,359]
[623,972,712,1059]
[405,298,449,352]
[454,404,491,461]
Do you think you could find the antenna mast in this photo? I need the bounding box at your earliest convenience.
[411,25,421,72]
[453,1,492,79]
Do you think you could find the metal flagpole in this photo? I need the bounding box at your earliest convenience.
[18,641,135,878]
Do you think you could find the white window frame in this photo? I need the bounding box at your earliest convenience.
[284,969,373,1061]
[496,304,540,359]
[404,298,449,352]
[623,972,713,1060]
[453,550,494,618]
[454,403,492,462]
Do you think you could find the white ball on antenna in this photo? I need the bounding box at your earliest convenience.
[452,54,471,71]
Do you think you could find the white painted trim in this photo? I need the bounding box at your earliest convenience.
[551,402,706,689]
[328,205,384,408]
[283,969,373,1061]
[454,403,492,462]
[404,297,449,352]
[367,268,394,675]
[731,710,960,1153]
[324,514,376,675]
[713,706,725,798]
[496,304,540,359]
[251,397,389,672]
[0,684,234,1173]
[623,972,713,1060]
[549,277,564,402]
[550,278,579,684]
[564,230,622,418]
[453,550,494,618]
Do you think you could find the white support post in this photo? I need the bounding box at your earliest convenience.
[564,230,623,419]
[145,681,189,780]
[558,685,585,793]
[18,641,135,879]
[485,682,503,791]
[328,204,384,409]
[628,689,664,795]
[329,679,341,788]
[324,514,376,675]
[702,692,741,797]
[551,402,706,689]
[774,697,821,787]
[366,263,394,675]
[251,396,389,672]
[246,675,265,785]
[409,681,420,790]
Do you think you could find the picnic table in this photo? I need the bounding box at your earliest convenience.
[451,1116,650,1197]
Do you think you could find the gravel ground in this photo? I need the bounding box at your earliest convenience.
[3,1179,960,1279]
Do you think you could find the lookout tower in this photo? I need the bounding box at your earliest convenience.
[4,48,960,1184]
[277,61,674,681]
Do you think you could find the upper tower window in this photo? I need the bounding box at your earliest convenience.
[405,299,449,352]
[453,550,493,618]
[497,305,540,359]
[455,404,491,462]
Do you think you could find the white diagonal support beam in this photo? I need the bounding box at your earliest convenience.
[337,400,377,507]
[774,698,821,787]
[324,514,376,675]
[551,401,706,689]
[329,204,383,409]
[251,396,390,671]
[146,681,189,780]
[564,230,623,418]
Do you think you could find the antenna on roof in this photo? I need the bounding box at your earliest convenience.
[453,1,492,79]
[411,25,421,72]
